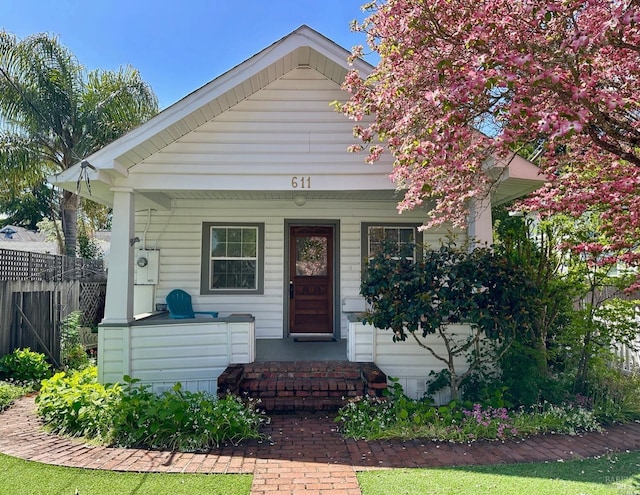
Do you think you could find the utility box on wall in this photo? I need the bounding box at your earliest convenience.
[134,250,159,285]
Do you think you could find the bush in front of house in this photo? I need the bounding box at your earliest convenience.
[335,379,601,442]
[0,348,51,385]
[36,367,119,440]
[109,376,267,451]
[35,367,267,451]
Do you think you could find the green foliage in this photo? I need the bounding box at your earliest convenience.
[0,348,51,384]
[513,402,602,436]
[563,298,640,394]
[590,371,640,424]
[336,379,601,442]
[35,369,267,451]
[110,377,266,451]
[361,242,538,399]
[496,342,567,407]
[36,367,119,440]
[77,220,103,260]
[0,31,158,255]
[59,311,92,371]
[60,311,82,349]
[0,182,55,230]
[0,380,30,411]
[63,344,92,371]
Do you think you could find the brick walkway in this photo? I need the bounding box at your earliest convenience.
[2,397,640,495]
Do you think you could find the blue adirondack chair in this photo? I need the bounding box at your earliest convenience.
[165,289,218,319]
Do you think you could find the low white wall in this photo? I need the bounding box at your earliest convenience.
[98,315,255,394]
[348,317,472,403]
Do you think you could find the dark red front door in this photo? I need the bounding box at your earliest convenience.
[289,226,333,334]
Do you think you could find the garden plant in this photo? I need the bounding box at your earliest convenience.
[35,367,267,451]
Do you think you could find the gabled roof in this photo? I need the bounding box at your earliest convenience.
[50,25,545,211]
[51,25,371,208]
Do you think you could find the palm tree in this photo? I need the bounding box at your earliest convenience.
[0,32,158,256]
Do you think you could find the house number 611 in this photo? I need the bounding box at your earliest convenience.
[291,176,311,189]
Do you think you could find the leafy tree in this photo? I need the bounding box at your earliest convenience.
[492,205,577,376]
[0,182,54,230]
[361,243,538,400]
[341,1,640,268]
[495,206,640,401]
[0,32,158,255]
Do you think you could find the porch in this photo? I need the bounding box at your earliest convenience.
[255,337,347,361]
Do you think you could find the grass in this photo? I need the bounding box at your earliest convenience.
[358,450,640,495]
[0,453,252,495]
[2,444,640,495]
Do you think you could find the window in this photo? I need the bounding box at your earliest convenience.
[361,223,422,266]
[200,223,264,294]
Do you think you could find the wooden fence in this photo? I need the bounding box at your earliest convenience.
[0,249,104,282]
[0,249,106,361]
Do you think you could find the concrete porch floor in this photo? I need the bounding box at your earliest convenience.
[255,338,347,362]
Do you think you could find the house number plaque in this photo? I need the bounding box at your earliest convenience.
[290,176,311,189]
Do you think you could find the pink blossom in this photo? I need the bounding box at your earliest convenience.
[340,0,640,270]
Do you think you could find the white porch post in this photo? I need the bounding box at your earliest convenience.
[103,187,136,324]
[468,197,493,248]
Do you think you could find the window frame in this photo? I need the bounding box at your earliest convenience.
[361,223,423,270]
[200,222,265,295]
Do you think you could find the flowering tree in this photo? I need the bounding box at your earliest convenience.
[341,0,640,264]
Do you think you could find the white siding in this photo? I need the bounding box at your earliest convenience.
[132,69,382,177]
[134,199,460,339]
[349,321,473,402]
[98,326,129,385]
[129,322,227,394]
[98,319,254,393]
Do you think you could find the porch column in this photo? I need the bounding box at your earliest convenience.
[102,187,136,324]
[468,196,493,248]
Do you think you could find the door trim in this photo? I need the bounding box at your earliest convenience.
[284,219,340,338]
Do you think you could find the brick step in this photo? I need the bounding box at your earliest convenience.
[242,377,363,393]
[218,361,387,413]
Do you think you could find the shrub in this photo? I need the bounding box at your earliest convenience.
[110,378,267,451]
[0,380,30,411]
[63,343,91,371]
[35,367,120,440]
[336,379,602,442]
[514,402,602,436]
[35,370,267,451]
[0,348,51,384]
[590,371,640,424]
[60,311,93,371]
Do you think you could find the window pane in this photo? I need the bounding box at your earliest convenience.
[367,225,416,258]
[228,242,242,257]
[211,228,226,257]
[296,236,327,276]
[400,228,414,244]
[243,228,256,243]
[242,242,256,257]
[207,225,259,291]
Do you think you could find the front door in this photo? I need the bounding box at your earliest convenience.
[289,226,334,334]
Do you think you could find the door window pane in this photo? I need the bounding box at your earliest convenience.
[296,236,327,276]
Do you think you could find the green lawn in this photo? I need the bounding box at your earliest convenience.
[0,453,252,495]
[358,451,640,495]
[3,448,640,495]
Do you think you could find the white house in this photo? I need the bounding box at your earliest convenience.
[51,26,543,398]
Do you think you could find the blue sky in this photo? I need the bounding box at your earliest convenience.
[0,0,372,109]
